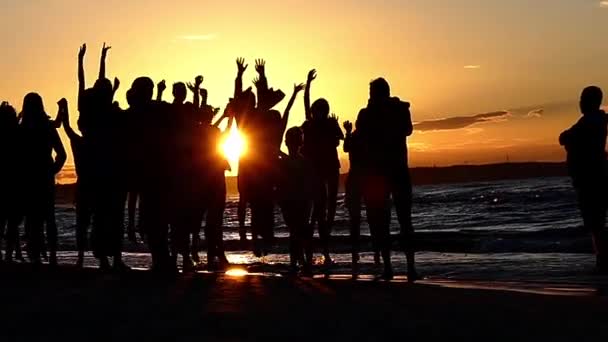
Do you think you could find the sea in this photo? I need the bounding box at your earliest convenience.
[18,176,608,283]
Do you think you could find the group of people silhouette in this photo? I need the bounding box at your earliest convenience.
[1,43,607,281]
[0,44,417,280]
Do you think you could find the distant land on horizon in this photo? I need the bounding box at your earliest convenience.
[55,162,569,203]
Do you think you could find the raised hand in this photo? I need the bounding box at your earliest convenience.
[307,69,317,83]
[252,77,261,88]
[101,42,111,57]
[187,82,197,93]
[236,57,248,75]
[113,77,120,92]
[343,120,353,134]
[294,83,305,93]
[78,44,87,60]
[329,113,339,122]
[57,98,68,110]
[255,59,266,74]
[157,80,166,92]
[194,75,203,87]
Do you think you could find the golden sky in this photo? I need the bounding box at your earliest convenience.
[3,0,608,179]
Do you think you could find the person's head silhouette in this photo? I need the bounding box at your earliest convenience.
[369,78,390,101]
[580,86,603,115]
[285,126,303,152]
[129,77,154,107]
[21,92,47,127]
[172,82,187,104]
[311,98,329,121]
[0,102,17,127]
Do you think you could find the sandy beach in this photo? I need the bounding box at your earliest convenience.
[1,263,608,341]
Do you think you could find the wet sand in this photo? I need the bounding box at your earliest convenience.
[1,264,608,341]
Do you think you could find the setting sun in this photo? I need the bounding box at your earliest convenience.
[221,124,247,167]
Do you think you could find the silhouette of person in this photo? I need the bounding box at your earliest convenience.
[278,126,314,275]
[356,78,417,281]
[201,105,232,270]
[19,93,66,266]
[80,43,130,272]
[125,77,174,274]
[560,86,608,273]
[301,69,344,265]
[343,119,379,275]
[0,102,25,263]
[233,61,251,246]
[59,96,93,267]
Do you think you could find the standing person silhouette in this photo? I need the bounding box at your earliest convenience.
[84,43,130,272]
[0,102,24,263]
[301,69,344,265]
[19,93,66,266]
[343,119,380,275]
[560,86,608,273]
[278,125,314,275]
[125,77,174,274]
[356,78,417,281]
[59,97,92,267]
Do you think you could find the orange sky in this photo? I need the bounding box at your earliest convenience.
[3,0,608,180]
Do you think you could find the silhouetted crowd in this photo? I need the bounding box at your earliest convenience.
[0,44,417,280]
[1,44,608,281]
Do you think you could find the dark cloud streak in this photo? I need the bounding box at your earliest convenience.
[414,111,510,132]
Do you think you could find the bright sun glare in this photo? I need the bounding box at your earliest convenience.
[221,124,247,166]
[225,268,249,277]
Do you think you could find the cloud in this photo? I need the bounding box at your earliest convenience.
[526,108,544,118]
[463,65,481,69]
[177,34,218,41]
[414,111,510,132]
[600,1,608,8]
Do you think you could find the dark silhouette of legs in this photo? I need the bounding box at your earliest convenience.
[45,188,58,267]
[577,186,608,272]
[127,191,139,242]
[390,167,417,282]
[237,197,248,243]
[327,168,339,233]
[364,172,393,279]
[75,182,92,267]
[312,173,331,264]
[346,171,362,274]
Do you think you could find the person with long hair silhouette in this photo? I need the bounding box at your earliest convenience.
[0,102,25,263]
[560,86,608,273]
[19,93,66,266]
[301,69,344,266]
[356,78,417,281]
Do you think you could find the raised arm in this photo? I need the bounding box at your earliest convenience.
[156,80,166,102]
[254,59,268,93]
[235,58,248,98]
[99,43,111,80]
[51,123,67,175]
[343,121,353,153]
[187,76,203,108]
[112,77,120,99]
[280,83,304,137]
[59,98,81,141]
[78,44,87,111]
[304,69,316,121]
